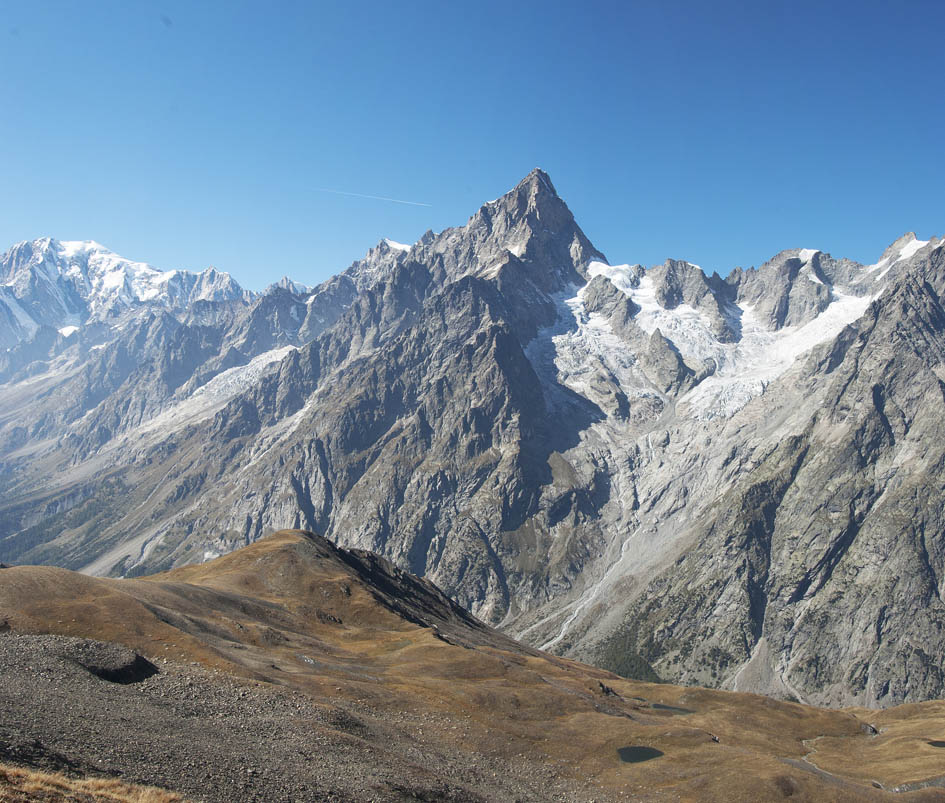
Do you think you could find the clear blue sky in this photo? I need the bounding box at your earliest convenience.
[2,0,942,288]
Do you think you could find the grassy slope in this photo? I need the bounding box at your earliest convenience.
[1,530,944,802]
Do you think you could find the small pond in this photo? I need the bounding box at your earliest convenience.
[651,703,694,715]
[617,746,664,763]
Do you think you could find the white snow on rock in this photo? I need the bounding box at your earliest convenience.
[0,239,251,343]
[586,260,640,295]
[58,325,79,337]
[0,288,39,337]
[525,280,650,412]
[383,238,412,252]
[586,261,726,371]
[627,274,717,355]
[57,240,175,312]
[798,248,818,264]
[797,249,825,284]
[530,256,885,422]
[677,290,874,418]
[506,240,527,258]
[869,234,932,280]
[125,345,296,441]
[897,237,931,262]
[479,260,507,280]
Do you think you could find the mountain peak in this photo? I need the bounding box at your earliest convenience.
[381,238,412,253]
[412,168,606,293]
[0,237,255,346]
[520,166,556,193]
[498,167,560,211]
[264,275,312,297]
[878,231,923,264]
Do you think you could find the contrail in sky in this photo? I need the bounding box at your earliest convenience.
[314,187,432,207]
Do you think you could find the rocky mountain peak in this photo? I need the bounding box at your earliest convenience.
[263,275,312,296]
[1,237,59,281]
[879,232,920,264]
[478,168,570,234]
[502,166,559,211]
[407,169,605,299]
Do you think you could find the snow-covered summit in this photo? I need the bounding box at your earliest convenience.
[527,234,944,424]
[0,238,254,348]
[263,275,312,297]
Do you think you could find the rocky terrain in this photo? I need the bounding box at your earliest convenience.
[1,633,555,802]
[1,170,944,708]
[3,530,945,801]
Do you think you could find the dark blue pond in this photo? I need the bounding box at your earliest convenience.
[617,746,664,763]
[651,703,694,715]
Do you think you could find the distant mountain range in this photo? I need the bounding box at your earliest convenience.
[0,238,253,347]
[1,169,943,709]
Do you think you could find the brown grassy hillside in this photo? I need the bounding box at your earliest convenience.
[1,530,944,801]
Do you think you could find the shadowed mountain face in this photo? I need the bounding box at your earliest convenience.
[1,170,944,708]
[3,530,945,802]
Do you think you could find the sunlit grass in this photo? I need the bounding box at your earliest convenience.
[0,763,184,802]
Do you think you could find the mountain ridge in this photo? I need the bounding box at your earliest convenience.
[1,170,943,709]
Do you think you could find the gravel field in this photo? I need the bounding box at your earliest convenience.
[0,633,595,802]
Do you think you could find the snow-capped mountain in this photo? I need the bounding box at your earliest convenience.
[263,276,313,297]
[1,170,944,710]
[0,238,253,347]
[538,238,930,424]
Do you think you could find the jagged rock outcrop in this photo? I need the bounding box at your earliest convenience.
[732,249,832,329]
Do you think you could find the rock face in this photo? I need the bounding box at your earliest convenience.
[0,169,944,708]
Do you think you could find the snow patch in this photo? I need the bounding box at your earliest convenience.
[480,261,506,280]
[870,236,931,280]
[524,282,653,412]
[383,238,411,252]
[620,272,723,367]
[678,290,875,418]
[0,290,39,335]
[58,325,79,337]
[58,239,105,258]
[550,260,882,421]
[587,260,639,295]
[127,345,296,440]
[899,237,930,262]
[798,249,818,264]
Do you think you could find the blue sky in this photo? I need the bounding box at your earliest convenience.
[1,0,942,288]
